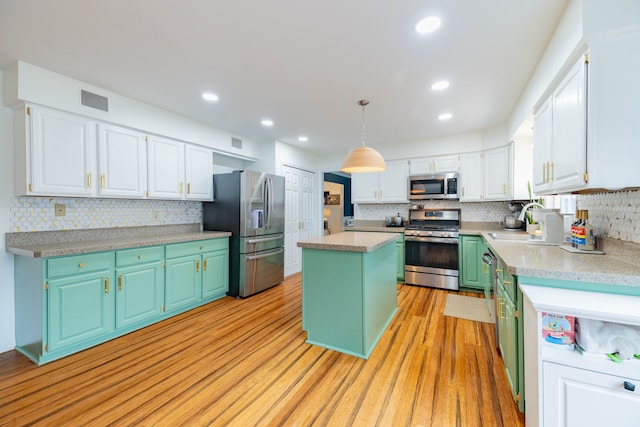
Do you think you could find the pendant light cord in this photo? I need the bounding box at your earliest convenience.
[359,99,369,147]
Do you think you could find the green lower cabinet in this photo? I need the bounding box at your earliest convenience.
[116,263,164,329]
[202,250,229,298]
[48,269,115,352]
[14,237,229,365]
[165,255,202,311]
[460,235,485,291]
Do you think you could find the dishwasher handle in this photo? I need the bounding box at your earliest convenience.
[482,252,494,265]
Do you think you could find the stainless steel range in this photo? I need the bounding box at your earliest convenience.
[404,208,460,290]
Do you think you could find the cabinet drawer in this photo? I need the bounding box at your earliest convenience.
[116,246,164,267]
[497,261,517,302]
[47,252,113,278]
[165,238,228,259]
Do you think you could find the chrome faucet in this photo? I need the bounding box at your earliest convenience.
[518,202,545,221]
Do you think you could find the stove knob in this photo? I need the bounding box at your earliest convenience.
[413,231,419,236]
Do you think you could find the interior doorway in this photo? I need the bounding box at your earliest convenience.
[283,165,316,277]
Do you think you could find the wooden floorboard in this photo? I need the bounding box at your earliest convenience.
[0,273,525,426]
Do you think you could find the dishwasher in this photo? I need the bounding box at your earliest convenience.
[482,248,499,349]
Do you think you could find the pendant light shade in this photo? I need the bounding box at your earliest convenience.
[341,99,386,173]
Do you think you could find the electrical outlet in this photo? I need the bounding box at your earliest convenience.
[54,203,66,217]
[152,210,160,221]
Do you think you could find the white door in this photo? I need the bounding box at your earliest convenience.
[30,106,96,196]
[147,136,185,199]
[283,165,317,277]
[97,124,147,198]
[185,145,213,201]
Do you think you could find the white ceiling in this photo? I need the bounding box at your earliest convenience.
[0,0,568,155]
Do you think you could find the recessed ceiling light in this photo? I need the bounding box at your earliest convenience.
[438,113,453,121]
[298,136,308,142]
[261,119,274,127]
[201,92,219,102]
[414,16,441,34]
[431,80,450,91]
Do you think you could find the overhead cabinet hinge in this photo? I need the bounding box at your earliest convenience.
[514,309,519,319]
[44,281,48,290]
[26,106,31,115]
[584,53,590,63]
[583,172,589,183]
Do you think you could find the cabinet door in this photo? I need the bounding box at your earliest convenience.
[185,145,213,201]
[395,236,404,282]
[498,284,519,405]
[165,255,201,311]
[202,251,229,298]
[147,136,185,199]
[30,106,96,196]
[460,236,483,290]
[551,56,587,192]
[459,152,483,202]
[433,155,459,173]
[483,145,511,200]
[48,271,114,351]
[379,160,408,202]
[116,263,164,329]
[351,172,380,203]
[533,98,553,193]
[409,157,433,175]
[543,362,640,427]
[98,124,147,198]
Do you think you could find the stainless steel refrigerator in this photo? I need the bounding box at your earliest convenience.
[203,170,285,297]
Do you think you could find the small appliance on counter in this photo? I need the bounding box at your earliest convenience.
[527,209,564,245]
[502,203,524,231]
[385,213,404,227]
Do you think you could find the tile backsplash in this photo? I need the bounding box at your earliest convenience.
[355,189,640,245]
[9,197,202,232]
[355,201,515,223]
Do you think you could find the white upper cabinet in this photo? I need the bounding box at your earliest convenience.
[184,144,213,200]
[409,155,459,175]
[459,152,483,202]
[512,139,533,200]
[483,145,512,201]
[97,124,147,198]
[24,105,97,197]
[533,28,640,194]
[351,160,408,203]
[147,136,185,200]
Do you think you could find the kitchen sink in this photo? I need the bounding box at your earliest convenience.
[487,232,529,241]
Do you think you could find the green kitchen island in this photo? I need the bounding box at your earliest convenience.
[297,231,398,359]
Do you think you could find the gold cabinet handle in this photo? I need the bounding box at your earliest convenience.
[138,254,144,259]
[79,262,85,268]
[179,182,184,194]
[196,260,200,273]
[503,279,511,285]
[203,258,207,271]
[104,277,110,294]
[187,183,191,194]
[88,173,92,189]
[100,173,105,189]
[118,274,123,291]
[550,162,555,182]
[496,268,503,273]
[542,162,547,183]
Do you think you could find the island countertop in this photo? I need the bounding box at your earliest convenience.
[297,231,399,253]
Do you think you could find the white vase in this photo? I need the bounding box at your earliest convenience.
[526,223,539,234]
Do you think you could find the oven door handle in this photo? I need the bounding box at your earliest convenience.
[405,236,459,244]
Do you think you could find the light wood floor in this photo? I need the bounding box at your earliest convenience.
[0,274,525,427]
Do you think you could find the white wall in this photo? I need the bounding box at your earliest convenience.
[0,70,16,352]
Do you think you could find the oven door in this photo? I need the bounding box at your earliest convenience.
[404,236,459,289]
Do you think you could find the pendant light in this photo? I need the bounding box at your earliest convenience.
[341,100,386,173]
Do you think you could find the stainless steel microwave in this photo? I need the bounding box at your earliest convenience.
[408,172,459,200]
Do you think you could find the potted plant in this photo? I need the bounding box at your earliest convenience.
[525,181,544,234]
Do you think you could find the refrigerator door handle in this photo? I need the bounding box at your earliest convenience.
[246,247,284,261]
[245,234,284,244]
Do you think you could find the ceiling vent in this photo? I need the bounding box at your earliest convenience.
[231,137,242,149]
[81,90,109,112]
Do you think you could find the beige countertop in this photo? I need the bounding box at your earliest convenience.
[297,231,399,253]
[343,225,405,233]
[481,232,640,288]
[6,224,231,258]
